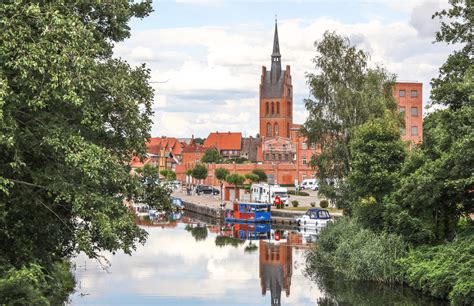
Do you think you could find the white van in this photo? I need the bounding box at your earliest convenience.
[251,183,289,206]
[299,178,319,191]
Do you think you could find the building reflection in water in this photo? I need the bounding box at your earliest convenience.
[259,231,303,306]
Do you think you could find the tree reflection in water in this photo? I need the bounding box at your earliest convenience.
[305,265,448,306]
[185,224,208,241]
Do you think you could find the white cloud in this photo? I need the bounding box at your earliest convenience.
[114,1,453,138]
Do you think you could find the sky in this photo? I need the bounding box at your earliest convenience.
[115,0,454,138]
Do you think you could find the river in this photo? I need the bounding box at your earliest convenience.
[69,212,447,305]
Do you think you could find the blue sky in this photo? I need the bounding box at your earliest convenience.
[116,0,453,138]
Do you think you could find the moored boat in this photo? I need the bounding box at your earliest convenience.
[224,202,272,223]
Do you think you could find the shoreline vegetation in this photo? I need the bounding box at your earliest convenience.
[303,1,473,304]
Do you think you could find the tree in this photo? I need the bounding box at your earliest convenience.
[201,148,223,164]
[347,116,407,231]
[191,164,208,183]
[431,0,473,110]
[302,31,398,208]
[136,165,172,211]
[215,167,229,200]
[252,169,267,182]
[159,169,176,181]
[225,173,245,201]
[0,1,157,303]
[245,173,260,184]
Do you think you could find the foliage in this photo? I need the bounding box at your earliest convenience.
[159,169,176,181]
[194,138,205,145]
[135,165,172,211]
[189,226,208,242]
[251,169,267,182]
[431,0,473,110]
[291,200,299,207]
[348,116,407,203]
[191,164,208,181]
[0,260,75,305]
[185,169,192,176]
[319,200,329,209]
[288,190,310,196]
[201,148,222,164]
[397,228,474,305]
[215,168,230,182]
[245,173,260,184]
[307,218,407,283]
[302,31,398,208]
[225,173,245,187]
[215,236,245,248]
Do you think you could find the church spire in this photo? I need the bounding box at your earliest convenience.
[271,17,282,83]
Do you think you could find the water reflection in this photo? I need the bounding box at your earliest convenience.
[70,212,447,305]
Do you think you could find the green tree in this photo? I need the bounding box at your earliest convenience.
[215,167,229,200]
[245,173,260,184]
[159,169,176,181]
[302,31,398,208]
[135,165,172,211]
[0,1,158,303]
[191,164,208,183]
[252,169,267,182]
[225,173,245,201]
[201,148,223,163]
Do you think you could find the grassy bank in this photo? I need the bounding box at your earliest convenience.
[306,218,473,305]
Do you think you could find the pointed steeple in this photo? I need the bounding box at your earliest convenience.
[272,17,281,57]
[271,17,282,83]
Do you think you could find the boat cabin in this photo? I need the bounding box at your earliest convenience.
[225,202,272,223]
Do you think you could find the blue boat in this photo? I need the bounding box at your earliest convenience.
[171,197,184,210]
[224,202,272,223]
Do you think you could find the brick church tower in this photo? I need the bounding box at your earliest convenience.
[259,19,293,138]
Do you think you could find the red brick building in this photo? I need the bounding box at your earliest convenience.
[203,131,242,159]
[394,82,423,143]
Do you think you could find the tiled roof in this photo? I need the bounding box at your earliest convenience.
[204,132,242,150]
[146,137,182,156]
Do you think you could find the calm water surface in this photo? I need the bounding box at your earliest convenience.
[70,213,447,305]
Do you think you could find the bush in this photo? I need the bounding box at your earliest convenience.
[291,200,299,207]
[320,200,329,208]
[288,190,310,196]
[396,231,474,304]
[310,202,316,207]
[306,218,407,283]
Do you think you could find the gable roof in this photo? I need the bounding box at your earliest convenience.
[204,132,242,151]
[146,137,182,156]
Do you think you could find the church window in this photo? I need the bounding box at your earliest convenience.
[265,102,269,115]
[271,102,275,115]
[266,123,272,137]
[284,154,288,161]
[276,102,280,114]
[274,123,279,136]
[278,154,282,161]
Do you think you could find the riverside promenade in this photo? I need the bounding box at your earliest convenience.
[172,188,342,221]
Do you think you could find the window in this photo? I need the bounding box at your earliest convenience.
[302,157,307,165]
[271,154,275,160]
[284,154,288,161]
[411,107,418,116]
[265,102,269,115]
[276,102,280,114]
[310,143,316,149]
[411,90,418,97]
[268,144,272,150]
[400,127,406,135]
[411,126,418,136]
[399,90,406,97]
[265,153,270,160]
[400,106,406,114]
[278,154,282,161]
[282,144,287,150]
[274,123,279,136]
[266,123,272,137]
[302,142,307,150]
[271,102,275,115]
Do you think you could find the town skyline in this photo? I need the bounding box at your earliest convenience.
[116,0,453,138]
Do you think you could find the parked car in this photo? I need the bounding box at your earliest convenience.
[294,208,332,227]
[299,178,319,191]
[196,185,219,195]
